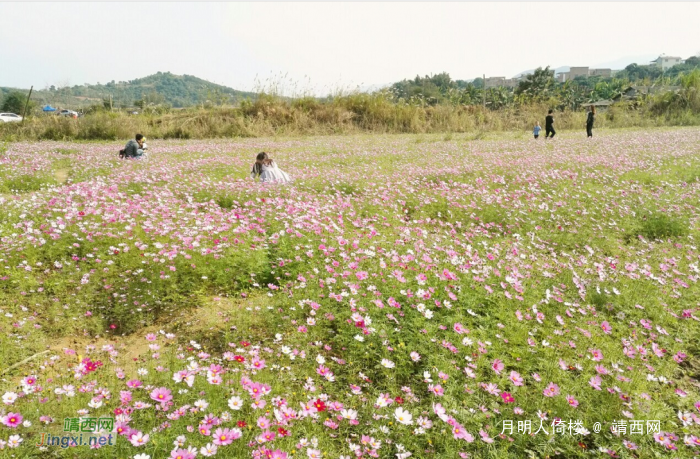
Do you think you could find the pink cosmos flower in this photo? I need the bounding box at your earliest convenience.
[622,440,638,450]
[428,384,445,396]
[257,416,271,429]
[479,429,494,443]
[500,392,515,403]
[601,321,612,334]
[589,375,602,390]
[566,395,579,408]
[452,423,475,442]
[653,432,674,449]
[589,349,604,361]
[509,371,524,386]
[595,365,610,375]
[491,359,504,375]
[213,427,241,445]
[150,387,172,404]
[543,382,560,397]
[128,431,150,447]
[258,430,276,442]
[170,449,196,459]
[482,383,501,396]
[251,357,266,370]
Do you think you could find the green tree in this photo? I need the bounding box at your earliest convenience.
[1,91,36,115]
[470,77,484,89]
[515,66,555,102]
[556,81,587,110]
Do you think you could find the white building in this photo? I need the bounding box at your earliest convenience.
[651,55,683,71]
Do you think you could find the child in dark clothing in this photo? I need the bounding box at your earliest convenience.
[586,106,595,138]
[545,110,555,139]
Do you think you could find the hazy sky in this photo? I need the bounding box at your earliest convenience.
[1,2,699,95]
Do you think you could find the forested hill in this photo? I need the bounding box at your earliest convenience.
[1,72,256,109]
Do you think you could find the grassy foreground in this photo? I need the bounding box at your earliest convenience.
[1,128,700,458]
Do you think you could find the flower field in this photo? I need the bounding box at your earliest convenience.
[1,129,699,458]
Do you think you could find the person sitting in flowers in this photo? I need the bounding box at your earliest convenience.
[250,152,291,183]
[121,133,148,159]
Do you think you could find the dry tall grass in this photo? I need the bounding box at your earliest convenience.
[1,92,697,141]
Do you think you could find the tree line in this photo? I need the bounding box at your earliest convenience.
[389,58,700,110]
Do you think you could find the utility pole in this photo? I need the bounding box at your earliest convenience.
[21,86,33,124]
[482,74,486,108]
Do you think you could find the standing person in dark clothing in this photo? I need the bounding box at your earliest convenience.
[545,110,555,139]
[586,105,595,138]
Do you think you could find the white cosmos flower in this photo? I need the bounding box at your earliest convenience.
[194,399,209,410]
[228,396,243,410]
[8,435,23,448]
[2,392,18,405]
[88,399,103,409]
[200,443,218,457]
[394,407,413,425]
[381,359,395,369]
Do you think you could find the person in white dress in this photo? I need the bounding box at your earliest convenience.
[250,152,291,183]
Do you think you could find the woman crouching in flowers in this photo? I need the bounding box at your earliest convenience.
[250,152,291,183]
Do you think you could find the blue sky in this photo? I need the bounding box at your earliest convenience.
[1,2,698,95]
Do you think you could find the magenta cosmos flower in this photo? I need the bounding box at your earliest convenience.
[501,392,515,403]
[2,412,22,428]
[150,387,173,404]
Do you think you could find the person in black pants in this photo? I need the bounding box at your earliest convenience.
[586,105,595,138]
[545,110,555,139]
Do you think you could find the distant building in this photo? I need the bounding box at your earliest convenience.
[557,67,613,82]
[650,55,684,71]
[558,67,588,82]
[569,67,590,79]
[590,68,612,77]
[484,77,519,89]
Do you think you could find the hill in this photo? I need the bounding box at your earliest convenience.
[0,72,257,110]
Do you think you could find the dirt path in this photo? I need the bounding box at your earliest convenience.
[54,168,70,184]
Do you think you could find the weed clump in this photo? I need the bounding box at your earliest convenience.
[636,213,687,240]
[0,174,53,193]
